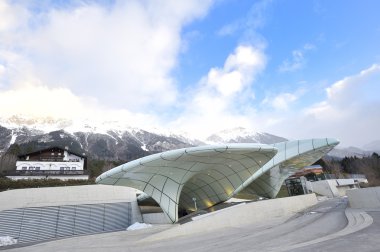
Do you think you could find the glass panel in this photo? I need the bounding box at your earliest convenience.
[160,194,170,212]
[228,174,243,189]
[144,184,154,196]
[151,188,162,204]
[299,139,314,154]
[271,142,285,165]
[149,175,167,191]
[238,170,251,181]
[163,179,180,202]
[285,140,299,159]
[313,138,328,149]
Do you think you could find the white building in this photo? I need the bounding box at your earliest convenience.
[10,146,88,180]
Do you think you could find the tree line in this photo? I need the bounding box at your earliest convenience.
[316,153,380,186]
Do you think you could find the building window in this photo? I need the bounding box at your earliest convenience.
[22,167,27,170]
[71,167,76,170]
[35,167,40,171]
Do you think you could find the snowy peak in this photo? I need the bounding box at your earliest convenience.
[363,140,380,152]
[205,127,287,144]
[0,116,288,160]
[0,115,72,133]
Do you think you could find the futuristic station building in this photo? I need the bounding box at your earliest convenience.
[96,138,339,223]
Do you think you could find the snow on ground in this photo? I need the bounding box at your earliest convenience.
[126,222,152,231]
[0,236,17,247]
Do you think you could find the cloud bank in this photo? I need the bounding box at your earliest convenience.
[0,0,213,116]
[267,64,380,146]
[0,0,379,147]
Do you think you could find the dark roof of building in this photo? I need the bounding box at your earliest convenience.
[18,146,86,159]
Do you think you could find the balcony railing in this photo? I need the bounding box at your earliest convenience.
[5,170,89,176]
[18,158,82,162]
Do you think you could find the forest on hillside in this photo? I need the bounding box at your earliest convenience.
[317,153,380,186]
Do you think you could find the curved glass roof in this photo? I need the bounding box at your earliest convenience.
[96,138,339,223]
[96,144,277,223]
[239,138,340,198]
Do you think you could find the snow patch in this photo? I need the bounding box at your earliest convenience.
[0,236,17,247]
[205,127,262,144]
[126,222,152,231]
[9,130,17,145]
[141,144,148,151]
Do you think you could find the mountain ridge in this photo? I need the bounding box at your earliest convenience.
[0,122,287,162]
[1,116,378,161]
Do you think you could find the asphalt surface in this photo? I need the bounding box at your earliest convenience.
[293,210,380,252]
[5,197,380,252]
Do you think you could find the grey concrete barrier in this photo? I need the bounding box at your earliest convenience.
[0,185,137,211]
[347,187,380,208]
[145,194,318,241]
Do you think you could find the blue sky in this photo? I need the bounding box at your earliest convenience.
[0,0,379,147]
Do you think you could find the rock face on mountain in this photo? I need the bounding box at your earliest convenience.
[0,124,287,161]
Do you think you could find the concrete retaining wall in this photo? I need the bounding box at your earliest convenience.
[307,180,339,197]
[347,187,380,208]
[306,179,359,198]
[145,194,317,241]
[143,213,171,224]
[0,185,143,223]
[0,185,135,210]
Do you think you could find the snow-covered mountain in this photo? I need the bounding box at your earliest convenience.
[2,116,377,161]
[0,117,287,161]
[327,147,373,159]
[205,127,287,144]
[363,140,380,153]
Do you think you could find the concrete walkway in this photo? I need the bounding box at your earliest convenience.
[5,197,379,252]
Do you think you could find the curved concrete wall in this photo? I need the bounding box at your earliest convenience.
[145,194,318,241]
[347,187,380,208]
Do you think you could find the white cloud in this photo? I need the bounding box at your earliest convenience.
[266,64,380,147]
[0,0,213,116]
[308,64,380,114]
[171,45,266,138]
[217,22,241,36]
[263,92,298,110]
[278,44,315,72]
[0,82,160,130]
[206,46,265,96]
[0,84,90,119]
[216,0,271,48]
[0,1,29,32]
[0,64,5,76]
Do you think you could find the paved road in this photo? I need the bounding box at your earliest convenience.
[6,198,380,252]
[293,210,380,252]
